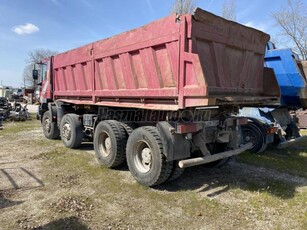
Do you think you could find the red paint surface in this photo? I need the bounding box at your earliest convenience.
[52,9,278,110]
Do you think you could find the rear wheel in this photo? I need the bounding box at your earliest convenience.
[126,126,172,187]
[42,111,60,140]
[167,161,184,182]
[242,123,267,153]
[94,120,128,168]
[202,143,230,168]
[60,113,83,149]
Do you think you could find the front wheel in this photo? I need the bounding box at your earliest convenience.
[42,111,60,140]
[126,126,173,187]
[60,113,83,149]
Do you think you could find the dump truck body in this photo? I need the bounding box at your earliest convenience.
[36,9,280,186]
[50,9,278,110]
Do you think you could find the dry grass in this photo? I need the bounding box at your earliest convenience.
[0,119,306,229]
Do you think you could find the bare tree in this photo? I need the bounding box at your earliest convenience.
[272,0,307,60]
[221,0,237,21]
[23,64,34,88]
[170,0,198,15]
[23,49,58,88]
[26,48,58,64]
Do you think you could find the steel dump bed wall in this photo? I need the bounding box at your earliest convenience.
[53,8,278,110]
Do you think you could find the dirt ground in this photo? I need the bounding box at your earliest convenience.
[0,118,306,230]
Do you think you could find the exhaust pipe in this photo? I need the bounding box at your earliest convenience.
[178,142,253,168]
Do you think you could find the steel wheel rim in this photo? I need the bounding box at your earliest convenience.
[98,131,112,157]
[134,140,152,173]
[244,129,257,148]
[44,117,51,133]
[62,122,71,141]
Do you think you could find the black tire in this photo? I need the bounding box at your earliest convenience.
[94,120,128,168]
[60,113,83,149]
[167,161,184,182]
[122,123,134,135]
[42,111,60,140]
[202,143,231,168]
[126,126,173,187]
[242,123,267,153]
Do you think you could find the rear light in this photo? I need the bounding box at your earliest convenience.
[237,117,248,125]
[267,126,278,134]
[176,123,202,134]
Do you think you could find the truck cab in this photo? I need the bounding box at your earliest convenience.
[33,58,53,120]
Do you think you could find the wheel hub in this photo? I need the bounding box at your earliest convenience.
[141,148,152,165]
[135,142,152,173]
[99,132,112,157]
[44,118,51,133]
[62,123,71,141]
[105,137,112,155]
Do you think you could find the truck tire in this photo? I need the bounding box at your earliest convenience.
[60,113,83,149]
[94,120,128,168]
[167,161,184,182]
[201,143,230,168]
[42,111,60,140]
[242,123,267,153]
[126,126,173,187]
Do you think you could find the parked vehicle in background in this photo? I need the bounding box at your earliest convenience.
[0,85,13,99]
[34,9,280,186]
[240,42,307,153]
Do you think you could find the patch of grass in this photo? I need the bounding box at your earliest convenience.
[240,178,298,199]
[31,148,68,160]
[0,114,40,137]
[237,130,307,177]
[237,146,307,178]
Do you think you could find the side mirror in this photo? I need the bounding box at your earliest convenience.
[32,69,38,80]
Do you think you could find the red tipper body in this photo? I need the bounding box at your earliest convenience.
[51,9,279,111]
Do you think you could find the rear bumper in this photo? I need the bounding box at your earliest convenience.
[277,136,307,149]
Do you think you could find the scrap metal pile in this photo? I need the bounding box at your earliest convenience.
[0,97,30,129]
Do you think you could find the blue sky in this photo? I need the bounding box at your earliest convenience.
[0,0,293,87]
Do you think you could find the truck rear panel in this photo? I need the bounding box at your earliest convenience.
[52,8,279,110]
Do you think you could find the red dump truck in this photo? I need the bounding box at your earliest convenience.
[34,8,280,186]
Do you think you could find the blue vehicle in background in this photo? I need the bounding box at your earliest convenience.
[265,42,307,108]
[240,42,307,153]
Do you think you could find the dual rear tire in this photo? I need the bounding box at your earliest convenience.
[94,124,178,186]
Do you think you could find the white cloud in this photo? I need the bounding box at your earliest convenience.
[12,23,39,35]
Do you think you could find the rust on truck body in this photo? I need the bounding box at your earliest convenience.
[52,9,279,111]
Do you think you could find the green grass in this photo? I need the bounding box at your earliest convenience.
[237,132,307,177]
